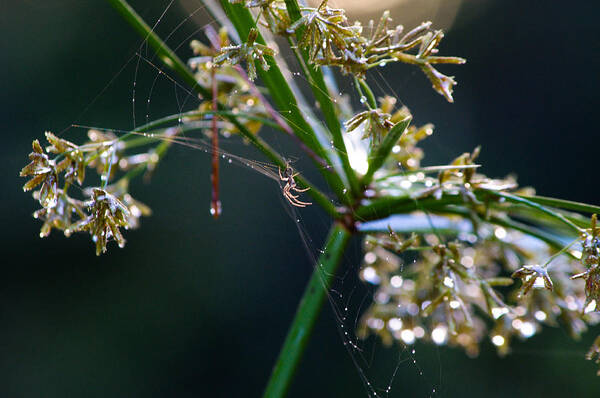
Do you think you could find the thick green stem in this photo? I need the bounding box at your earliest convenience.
[263,222,351,398]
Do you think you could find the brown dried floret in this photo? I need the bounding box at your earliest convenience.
[20,139,59,208]
[67,188,131,255]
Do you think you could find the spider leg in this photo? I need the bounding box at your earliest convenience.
[287,191,301,199]
[292,186,310,193]
[291,196,312,207]
[284,191,306,207]
[278,167,285,181]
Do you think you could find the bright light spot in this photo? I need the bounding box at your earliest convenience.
[512,319,522,329]
[585,300,597,314]
[449,300,460,309]
[431,325,448,345]
[367,317,385,330]
[406,303,420,316]
[344,131,369,175]
[494,227,507,240]
[400,180,412,189]
[400,329,416,344]
[362,267,380,284]
[413,326,425,338]
[570,249,582,259]
[533,277,546,289]
[491,335,505,347]
[534,311,547,321]
[443,276,454,288]
[364,251,377,264]
[390,275,403,288]
[392,145,401,154]
[421,300,431,311]
[491,307,509,319]
[519,322,535,338]
[425,179,433,187]
[388,318,403,331]
[460,255,474,268]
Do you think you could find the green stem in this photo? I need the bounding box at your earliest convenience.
[218,0,350,204]
[105,0,337,217]
[482,190,582,234]
[284,0,360,198]
[262,222,351,398]
[354,77,377,109]
[542,237,580,268]
[518,195,600,215]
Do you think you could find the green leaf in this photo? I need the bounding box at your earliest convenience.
[518,195,600,215]
[362,117,412,185]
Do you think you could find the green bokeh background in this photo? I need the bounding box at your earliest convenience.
[2,1,600,397]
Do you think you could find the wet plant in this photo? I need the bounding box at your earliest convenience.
[20,0,600,396]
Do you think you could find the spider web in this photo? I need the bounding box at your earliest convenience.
[41,1,598,397]
[48,1,464,396]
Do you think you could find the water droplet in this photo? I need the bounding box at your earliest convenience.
[359,96,367,104]
[210,200,222,219]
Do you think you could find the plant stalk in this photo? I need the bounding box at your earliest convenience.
[262,221,352,398]
[284,0,360,198]
[218,0,351,205]
[105,0,338,217]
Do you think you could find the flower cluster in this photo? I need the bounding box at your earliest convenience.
[356,128,600,366]
[358,224,599,358]
[240,1,465,101]
[213,28,275,81]
[572,214,600,306]
[189,27,268,136]
[66,188,130,256]
[20,130,154,254]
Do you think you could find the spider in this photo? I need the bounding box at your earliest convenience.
[278,163,312,207]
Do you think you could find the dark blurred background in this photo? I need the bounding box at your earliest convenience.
[2,0,600,397]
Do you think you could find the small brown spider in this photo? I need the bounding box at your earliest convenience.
[278,164,312,207]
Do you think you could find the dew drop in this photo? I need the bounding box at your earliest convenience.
[210,200,222,219]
